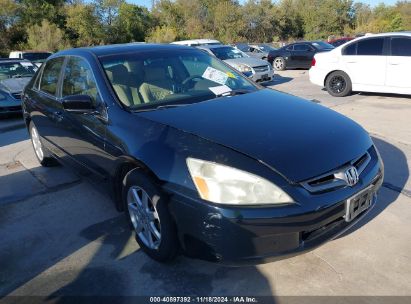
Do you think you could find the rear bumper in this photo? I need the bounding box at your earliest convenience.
[167,169,383,265]
[309,67,328,87]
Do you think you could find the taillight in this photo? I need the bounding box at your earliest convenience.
[311,58,316,67]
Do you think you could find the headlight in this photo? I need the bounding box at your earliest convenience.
[0,92,7,101]
[186,158,294,205]
[235,64,252,73]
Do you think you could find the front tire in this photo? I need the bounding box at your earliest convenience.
[122,169,178,262]
[29,122,57,167]
[273,57,286,71]
[325,71,352,97]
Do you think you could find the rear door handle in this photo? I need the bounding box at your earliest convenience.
[389,62,400,65]
[347,61,357,63]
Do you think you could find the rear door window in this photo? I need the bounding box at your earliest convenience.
[294,44,310,51]
[40,57,65,96]
[391,37,411,56]
[357,38,384,56]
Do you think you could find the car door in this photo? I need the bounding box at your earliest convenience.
[54,56,111,180]
[341,37,387,87]
[293,44,314,68]
[283,45,296,67]
[30,56,66,156]
[385,36,411,91]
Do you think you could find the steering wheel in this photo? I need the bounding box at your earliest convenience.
[182,75,203,88]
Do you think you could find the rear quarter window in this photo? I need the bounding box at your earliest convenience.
[343,42,357,55]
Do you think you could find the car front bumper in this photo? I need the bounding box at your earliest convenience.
[244,68,274,83]
[167,167,384,265]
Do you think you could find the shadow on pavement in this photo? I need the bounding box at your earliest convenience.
[264,75,293,86]
[45,215,274,297]
[339,136,409,237]
[0,127,28,147]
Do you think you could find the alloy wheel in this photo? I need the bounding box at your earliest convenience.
[329,75,346,94]
[31,126,44,161]
[274,58,284,70]
[127,186,161,250]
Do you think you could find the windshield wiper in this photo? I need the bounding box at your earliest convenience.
[134,103,190,113]
[216,89,252,97]
[12,74,32,78]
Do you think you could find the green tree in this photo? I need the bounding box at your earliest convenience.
[241,0,278,42]
[355,3,404,33]
[395,1,411,30]
[25,19,70,51]
[276,0,304,40]
[114,3,153,42]
[65,3,104,47]
[19,0,67,28]
[146,25,178,43]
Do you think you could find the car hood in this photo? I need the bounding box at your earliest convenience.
[224,57,269,68]
[138,89,372,182]
[0,77,31,93]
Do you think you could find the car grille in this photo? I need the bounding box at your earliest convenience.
[253,65,269,73]
[301,148,373,193]
[11,93,22,100]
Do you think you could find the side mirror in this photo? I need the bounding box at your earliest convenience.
[62,95,94,113]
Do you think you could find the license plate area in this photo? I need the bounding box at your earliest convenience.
[345,186,375,222]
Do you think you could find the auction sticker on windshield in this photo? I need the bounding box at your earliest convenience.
[202,67,228,85]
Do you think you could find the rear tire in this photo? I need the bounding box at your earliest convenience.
[273,57,286,71]
[122,169,178,262]
[325,71,352,97]
[29,122,58,167]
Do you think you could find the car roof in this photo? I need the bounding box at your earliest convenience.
[197,44,232,50]
[343,31,411,45]
[55,43,196,58]
[171,39,220,45]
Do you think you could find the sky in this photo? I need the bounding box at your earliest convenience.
[127,0,400,9]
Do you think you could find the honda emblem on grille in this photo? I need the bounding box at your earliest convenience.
[345,167,359,186]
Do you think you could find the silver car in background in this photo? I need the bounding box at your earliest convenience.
[198,45,274,83]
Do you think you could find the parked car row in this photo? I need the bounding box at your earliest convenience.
[9,51,52,67]
[0,51,52,115]
[0,59,37,116]
[173,39,274,83]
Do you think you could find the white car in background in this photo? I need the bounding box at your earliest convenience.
[198,45,274,83]
[309,32,411,97]
[171,39,221,47]
[9,51,52,67]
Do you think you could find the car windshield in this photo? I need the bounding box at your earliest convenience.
[22,52,52,62]
[0,61,36,80]
[235,44,251,52]
[311,41,335,50]
[99,48,258,111]
[258,45,276,52]
[210,46,248,60]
